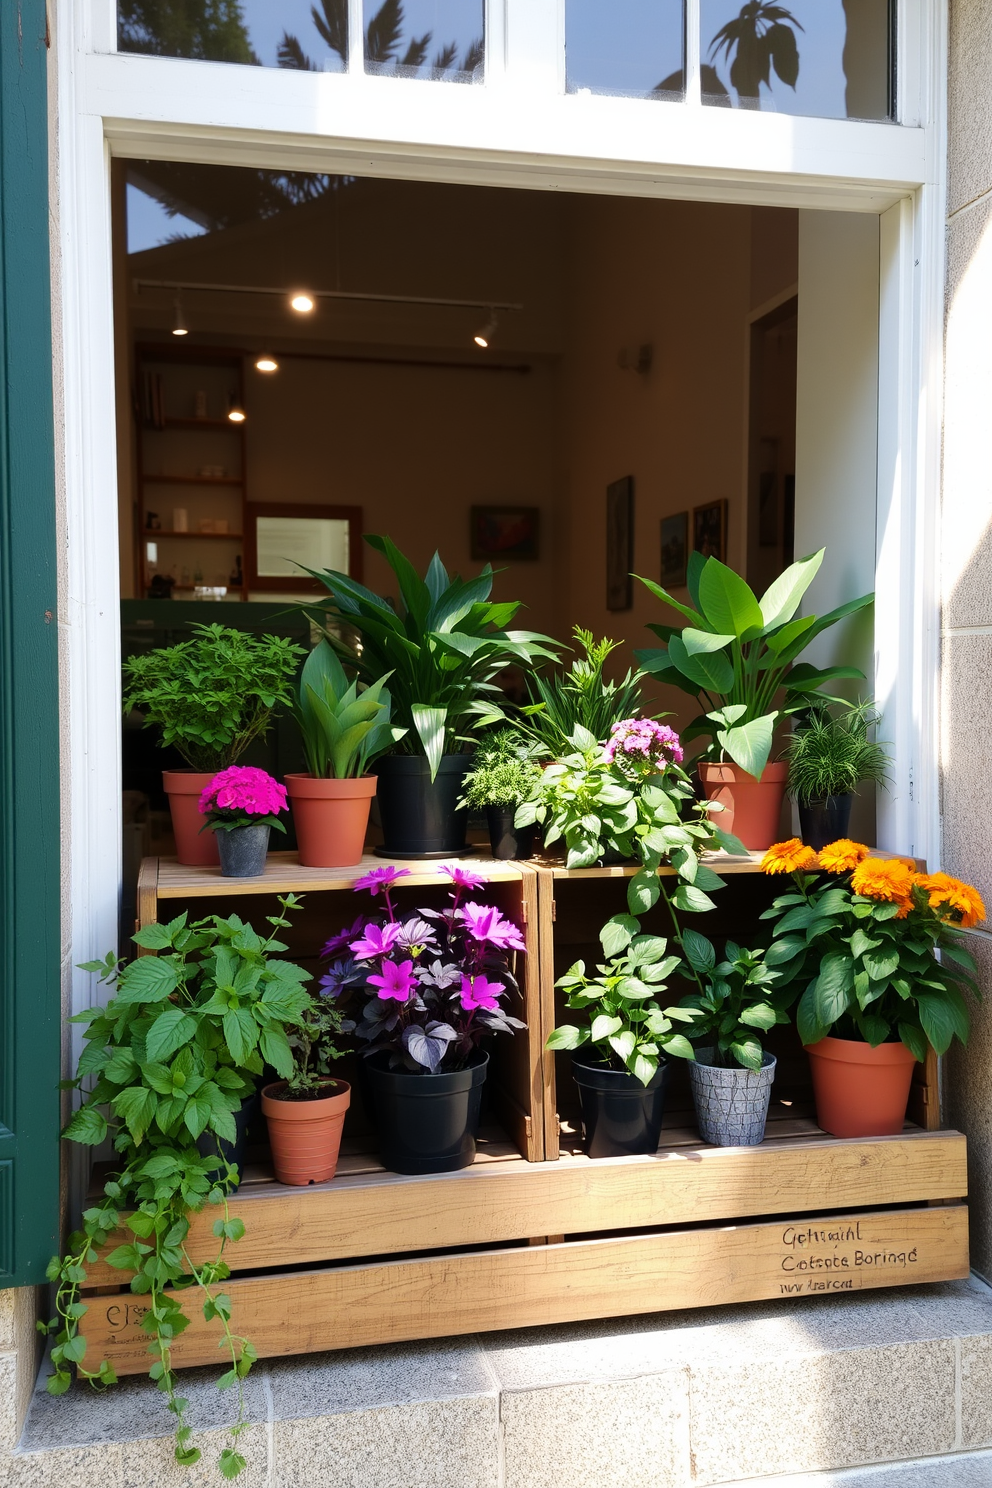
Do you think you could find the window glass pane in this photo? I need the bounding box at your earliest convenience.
[363,0,485,82]
[566,1,686,100]
[700,0,892,119]
[118,0,349,72]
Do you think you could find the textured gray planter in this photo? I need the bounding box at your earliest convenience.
[215,823,270,877]
[688,1048,776,1146]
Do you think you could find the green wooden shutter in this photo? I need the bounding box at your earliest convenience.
[0,0,62,1285]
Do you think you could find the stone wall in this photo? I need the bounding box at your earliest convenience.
[0,1286,41,1476]
[942,0,992,1282]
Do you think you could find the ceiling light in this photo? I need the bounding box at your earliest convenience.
[473,309,498,349]
[227,394,246,424]
[290,293,315,314]
[171,294,188,337]
[255,354,279,373]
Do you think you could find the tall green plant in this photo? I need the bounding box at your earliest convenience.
[520,627,649,754]
[294,639,404,778]
[635,549,873,779]
[309,536,560,780]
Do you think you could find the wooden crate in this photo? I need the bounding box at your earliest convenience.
[77,852,968,1374]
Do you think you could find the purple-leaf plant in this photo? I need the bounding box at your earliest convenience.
[319,865,527,1074]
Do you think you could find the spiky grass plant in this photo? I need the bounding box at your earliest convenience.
[785,703,891,805]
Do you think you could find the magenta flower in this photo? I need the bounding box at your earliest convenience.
[460,974,504,1012]
[354,865,410,896]
[368,959,417,1002]
[458,902,526,953]
[604,718,684,771]
[349,921,403,960]
[444,864,486,891]
[199,766,288,817]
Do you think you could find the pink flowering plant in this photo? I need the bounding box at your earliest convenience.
[319,865,527,1073]
[517,721,746,917]
[198,766,289,835]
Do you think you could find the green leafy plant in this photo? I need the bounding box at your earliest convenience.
[309,535,560,779]
[519,627,650,754]
[123,623,305,772]
[678,931,792,1068]
[548,910,701,1085]
[294,638,405,778]
[459,729,543,809]
[282,992,354,1099]
[635,549,873,779]
[785,702,890,805]
[42,899,313,1477]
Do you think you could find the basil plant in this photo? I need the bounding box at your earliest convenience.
[634,549,873,780]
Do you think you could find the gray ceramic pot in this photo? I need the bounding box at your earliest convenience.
[688,1047,776,1147]
[215,823,270,878]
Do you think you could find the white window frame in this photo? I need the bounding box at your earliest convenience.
[56,0,947,1008]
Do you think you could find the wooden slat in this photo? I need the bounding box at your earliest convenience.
[152,852,523,899]
[537,848,927,880]
[80,1130,966,1286]
[535,868,560,1161]
[80,1205,970,1372]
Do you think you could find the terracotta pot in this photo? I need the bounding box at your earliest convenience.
[285,774,376,868]
[163,770,220,867]
[805,1036,917,1138]
[698,761,789,851]
[261,1079,351,1185]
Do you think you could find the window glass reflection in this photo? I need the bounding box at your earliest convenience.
[566,1,686,101]
[118,0,349,72]
[362,0,485,82]
[700,0,892,119]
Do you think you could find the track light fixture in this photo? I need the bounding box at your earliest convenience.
[171,294,188,337]
[473,309,498,349]
[255,354,279,373]
[290,292,315,314]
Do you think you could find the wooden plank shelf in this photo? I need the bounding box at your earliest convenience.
[79,853,969,1375]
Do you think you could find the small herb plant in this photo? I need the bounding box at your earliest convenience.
[294,638,404,778]
[785,702,890,805]
[678,931,791,1068]
[123,623,304,772]
[549,910,700,1085]
[521,627,649,753]
[320,865,526,1073]
[281,994,354,1100]
[759,839,984,1055]
[459,729,542,809]
[43,899,312,1478]
[198,765,288,834]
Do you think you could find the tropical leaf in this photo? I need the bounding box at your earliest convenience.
[758,551,823,630]
[697,559,764,638]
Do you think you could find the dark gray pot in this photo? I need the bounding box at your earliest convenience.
[216,823,270,877]
[688,1048,776,1147]
[798,794,853,851]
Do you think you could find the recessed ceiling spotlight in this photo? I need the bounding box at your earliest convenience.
[171,294,188,337]
[227,394,246,424]
[473,309,498,349]
[290,293,315,314]
[255,354,279,373]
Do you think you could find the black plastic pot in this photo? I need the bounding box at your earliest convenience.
[571,1056,671,1159]
[362,1050,489,1174]
[195,1092,259,1188]
[798,794,853,851]
[374,755,473,858]
[216,823,270,877]
[486,805,536,861]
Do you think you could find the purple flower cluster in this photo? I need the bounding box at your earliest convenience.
[198,766,288,819]
[319,864,527,1074]
[604,718,684,776]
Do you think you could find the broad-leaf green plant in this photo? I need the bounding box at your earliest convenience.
[309,536,560,780]
[678,932,792,1068]
[294,638,405,778]
[635,548,873,779]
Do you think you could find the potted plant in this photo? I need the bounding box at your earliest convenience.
[198,765,288,877]
[458,729,543,859]
[547,909,700,1157]
[677,931,792,1145]
[519,627,651,753]
[319,864,527,1172]
[287,638,404,867]
[122,622,303,866]
[785,702,891,850]
[43,898,312,1477]
[309,536,559,857]
[634,549,873,850]
[261,989,353,1186]
[759,838,984,1136]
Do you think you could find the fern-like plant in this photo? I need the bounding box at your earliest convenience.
[785,702,890,805]
[520,628,650,755]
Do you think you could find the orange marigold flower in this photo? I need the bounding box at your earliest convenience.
[817,839,871,874]
[915,872,986,929]
[850,857,916,906]
[761,838,819,875]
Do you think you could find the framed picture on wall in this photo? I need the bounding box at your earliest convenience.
[470,505,540,561]
[692,500,728,563]
[660,511,688,588]
[244,502,363,592]
[606,476,634,611]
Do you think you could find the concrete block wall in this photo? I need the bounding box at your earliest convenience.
[942,0,992,1282]
[0,1287,41,1482]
